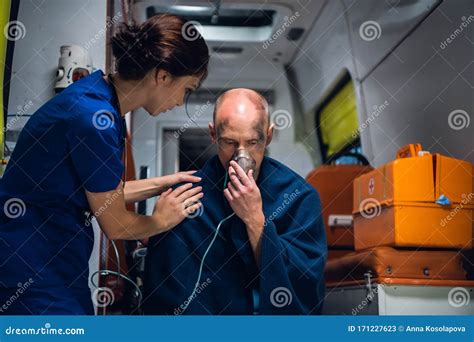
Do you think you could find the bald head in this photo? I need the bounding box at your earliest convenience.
[213,88,269,129]
[209,88,274,178]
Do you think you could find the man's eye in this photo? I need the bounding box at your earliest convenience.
[249,140,258,145]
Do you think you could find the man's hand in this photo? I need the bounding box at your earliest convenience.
[224,161,265,264]
[224,161,263,225]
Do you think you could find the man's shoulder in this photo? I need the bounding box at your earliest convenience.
[261,157,318,198]
[262,156,301,178]
[172,156,224,191]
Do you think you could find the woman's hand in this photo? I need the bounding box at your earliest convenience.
[152,183,204,233]
[86,181,203,241]
[155,171,202,195]
[123,171,201,204]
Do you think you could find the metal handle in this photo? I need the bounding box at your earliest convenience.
[328,214,353,228]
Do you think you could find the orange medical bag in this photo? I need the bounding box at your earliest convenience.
[306,159,373,248]
[353,144,474,250]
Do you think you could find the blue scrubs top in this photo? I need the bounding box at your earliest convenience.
[0,70,125,314]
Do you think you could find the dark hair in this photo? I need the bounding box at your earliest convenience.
[111,14,209,82]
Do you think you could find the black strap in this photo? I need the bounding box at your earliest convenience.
[107,74,128,186]
[107,74,127,146]
[325,151,370,166]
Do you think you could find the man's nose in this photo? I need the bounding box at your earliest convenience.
[231,146,245,158]
[235,145,247,154]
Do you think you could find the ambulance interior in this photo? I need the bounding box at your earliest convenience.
[2,0,473,315]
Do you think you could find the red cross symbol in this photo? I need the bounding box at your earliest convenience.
[368,178,375,194]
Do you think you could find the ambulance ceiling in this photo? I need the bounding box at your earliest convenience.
[131,0,325,65]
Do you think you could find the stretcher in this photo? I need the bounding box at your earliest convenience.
[323,246,474,315]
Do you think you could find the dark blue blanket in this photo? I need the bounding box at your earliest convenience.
[143,155,327,315]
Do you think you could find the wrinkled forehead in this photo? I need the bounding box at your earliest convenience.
[216,115,266,141]
[214,94,268,138]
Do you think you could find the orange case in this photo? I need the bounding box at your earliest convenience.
[306,164,373,248]
[435,154,474,205]
[353,202,473,250]
[396,143,422,159]
[353,153,473,250]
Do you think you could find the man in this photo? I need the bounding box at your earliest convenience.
[143,88,327,314]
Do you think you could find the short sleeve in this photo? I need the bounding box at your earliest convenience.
[66,108,124,193]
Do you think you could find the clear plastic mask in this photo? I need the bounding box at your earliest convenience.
[230,149,256,175]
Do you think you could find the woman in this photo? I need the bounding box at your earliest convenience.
[0,14,209,314]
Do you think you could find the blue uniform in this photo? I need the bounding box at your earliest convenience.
[144,155,327,315]
[0,70,125,314]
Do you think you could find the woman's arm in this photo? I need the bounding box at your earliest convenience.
[86,182,203,240]
[123,171,201,204]
[123,178,163,203]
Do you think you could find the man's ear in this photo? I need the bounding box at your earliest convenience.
[266,123,274,146]
[208,122,217,143]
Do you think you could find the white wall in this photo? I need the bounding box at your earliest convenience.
[7,0,107,126]
[360,0,473,166]
[292,0,473,166]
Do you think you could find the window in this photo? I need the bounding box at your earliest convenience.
[315,73,362,164]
